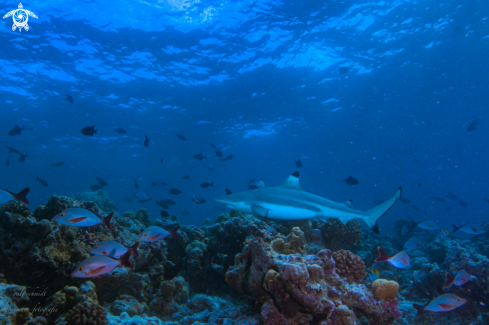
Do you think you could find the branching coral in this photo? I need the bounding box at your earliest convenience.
[332,250,367,283]
[64,301,108,325]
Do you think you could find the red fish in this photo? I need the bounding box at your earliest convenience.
[0,187,30,205]
[375,246,410,268]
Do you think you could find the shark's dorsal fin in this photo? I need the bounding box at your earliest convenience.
[343,200,354,209]
[280,171,303,191]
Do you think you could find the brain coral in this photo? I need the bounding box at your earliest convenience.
[371,279,399,301]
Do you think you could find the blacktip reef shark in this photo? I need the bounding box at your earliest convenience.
[215,171,402,234]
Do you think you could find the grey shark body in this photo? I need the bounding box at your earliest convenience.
[215,171,402,234]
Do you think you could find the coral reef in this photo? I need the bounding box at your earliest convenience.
[315,218,363,251]
[371,279,399,301]
[64,301,108,325]
[332,249,367,283]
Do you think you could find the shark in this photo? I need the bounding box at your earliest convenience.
[215,171,402,234]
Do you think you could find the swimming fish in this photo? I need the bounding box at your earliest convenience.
[443,270,476,289]
[138,198,152,203]
[96,177,108,187]
[193,153,205,161]
[176,134,186,141]
[343,176,359,185]
[192,193,206,204]
[133,192,150,201]
[160,210,170,218]
[0,187,30,206]
[220,154,233,162]
[144,135,150,147]
[403,236,427,250]
[53,208,114,230]
[51,161,64,167]
[66,94,74,103]
[115,128,127,134]
[134,179,139,189]
[412,220,438,230]
[71,250,133,278]
[169,188,182,195]
[200,182,213,188]
[6,146,21,155]
[375,246,410,268]
[183,174,190,180]
[81,126,97,136]
[413,294,467,315]
[216,150,223,158]
[248,180,265,190]
[35,177,48,187]
[437,229,449,238]
[467,118,478,132]
[90,241,139,258]
[8,125,24,136]
[18,153,27,163]
[367,269,380,281]
[138,225,181,242]
[209,142,216,149]
[152,181,167,187]
[225,188,232,195]
[452,223,485,235]
[295,158,302,168]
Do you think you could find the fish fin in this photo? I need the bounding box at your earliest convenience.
[374,246,391,262]
[108,248,117,258]
[168,225,181,238]
[13,187,30,205]
[413,303,426,317]
[437,303,452,310]
[365,187,402,234]
[120,250,133,269]
[130,241,140,257]
[252,206,270,217]
[452,224,464,233]
[411,219,420,228]
[342,200,354,209]
[103,211,114,230]
[443,272,455,288]
[280,171,303,191]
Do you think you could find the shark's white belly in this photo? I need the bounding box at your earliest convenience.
[261,202,318,220]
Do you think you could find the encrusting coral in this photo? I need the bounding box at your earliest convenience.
[332,249,367,283]
[371,279,399,301]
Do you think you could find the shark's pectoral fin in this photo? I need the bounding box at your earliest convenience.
[252,206,270,217]
[342,200,354,209]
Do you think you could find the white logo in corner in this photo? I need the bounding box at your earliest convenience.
[3,3,38,32]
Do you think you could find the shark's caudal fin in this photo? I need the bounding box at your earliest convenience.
[365,187,402,234]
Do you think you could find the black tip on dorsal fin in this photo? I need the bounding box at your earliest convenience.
[292,171,299,178]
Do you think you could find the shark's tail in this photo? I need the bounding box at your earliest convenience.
[364,187,402,234]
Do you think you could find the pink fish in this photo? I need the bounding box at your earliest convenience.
[90,241,139,258]
[138,225,180,242]
[443,270,476,288]
[71,250,133,278]
[53,208,113,230]
[0,187,30,206]
[452,223,485,235]
[375,246,410,268]
[413,294,467,315]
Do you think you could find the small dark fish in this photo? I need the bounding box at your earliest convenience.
[444,193,458,199]
[176,134,186,141]
[152,181,167,187]
[459,201,469,207]
[169,188,182,195]
[138,198,152,203]
[51,161,64,167]
[18,153,27,163]
[6,157,9,167]
[96,177,108,187]
[8,125,24,136]
[216,150,223,158]
[225,188,232,195]
[295,158,302,168]
[193,153,206,161]
[432,197,446,203]
[183,174,190,180]
[36,177,48,187]
[6,146,21,154]
[209,142,216,149]
[156,201,169,209]
[144,135,150,147]
[201,182,214,188]
[411,205,420,211]
[163,199,176,206]
[418,183,422,187]
[400,198,412,204]
[134,180,139,189]
[467,118,479,132]
[220,154,233,162]
[90,184,103,191]
[249,185,259,190]
[66,94,74,103]
[81,126,97,136]
[339,66,349,74]
[192,193,206,204]
[160,210,170,218]
[343,176,359,185]
[115,128,127,134]
[182,210,190,216]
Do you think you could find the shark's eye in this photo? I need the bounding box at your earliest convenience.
[78,266,84,271]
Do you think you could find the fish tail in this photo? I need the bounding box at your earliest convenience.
[102,211,114,230]
[411,220,420,228]
[10,187,30,205]
[168,225,181,238]
[413,303,426,317]
[130,241,140,258]
[374,246,391,262]
[443,272,455,288]
[211,183,214,187]
[364,187,402,234]
[120,250,133,269]
[452,224,463,233]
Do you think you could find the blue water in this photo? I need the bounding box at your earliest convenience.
[1,0,488,233]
